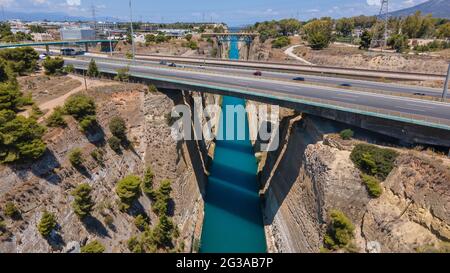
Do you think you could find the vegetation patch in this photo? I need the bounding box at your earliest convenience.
[64,93,97,132]
[46,107,67,128]
[339,129,354,140]
[115,175,142,211]
[37,210,57,237]
[81,240,105,253]
[350,144,398,180]
[361,174,383,198]
[71,183,95,219]
[323,209,355,250]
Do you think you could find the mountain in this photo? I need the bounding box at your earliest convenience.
[389,0,450,19]
[1,10,123,22]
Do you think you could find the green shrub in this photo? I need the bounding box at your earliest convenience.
[303,19,333,50]
[68,148,84,167]
[152,179,172,216]
[108,136,121,153]
[71,183,95,218]
[0,111,47,163]
[323,209,355,250]
[127,236,144,253]
[81,240,105,253]
[114,67,130,82]
[86,59,99,78]
[142,167,154,195]
[339,129,354,140]
[147,84,158,94]
[30,104,43,119]
[37,210,57,237]
[271,36,291,48]
[115,175,141,210]
[46,107,66,128]
[109,116,126,140]
[350,144,398,180]
[361,174,382,198]
[4,202,20,219]
[0,47,39,74]
[134,214,148,231]
[153,214,175,247]
[64,93,96,120]
[90,148,104,163]
[79,115,97,132]
[64,64,75,74]
[42,57,64,75]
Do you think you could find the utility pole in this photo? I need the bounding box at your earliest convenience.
[129,0,136,61]
[443,63,450,101]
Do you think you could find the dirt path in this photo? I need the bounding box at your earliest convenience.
[21,75,118,119]
[284,45,315,65]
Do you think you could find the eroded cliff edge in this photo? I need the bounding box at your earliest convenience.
[257,109,450,253]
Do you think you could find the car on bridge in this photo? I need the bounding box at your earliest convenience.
[340,83,352,87]
[253,71,262,76]
[293,77,305,81]
[168,63,177,67]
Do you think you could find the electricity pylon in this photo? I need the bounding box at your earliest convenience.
[370,0,389,51]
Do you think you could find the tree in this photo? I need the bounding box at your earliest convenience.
[109,116,127,140]
[0,111,47,163]
[323,209,355,250]
[42,57,64,75]
[64,64,75,74]
[114,67,129,82]
[303,19,333,50]
[437,22,450,39]
[359,30,372,50]
[116,175,142,210]
[339,129,354,140]
[134,214,148,231]
[4,202,20,219]
[387,34,409,53]
[37,210,57,237]
[29,25,46,33]
[0,47,39,74]
[271,36,290,48]
[185,34,193,41]
[46,107,67,128]
[81,240,105,253]
[153,214,175,247]
[350,144,398,180]
[142,167,154,195]
[64,93,97,132]
[336,18,355,37]
[278,18,301,36]
[152,179,172,216]
[87,59,99,78]
[71,183,95,219]
[68,148,84,167]
[401,11,435,39]
[145,34,156,44]
[108,136,121,153]
[64,94,96,120]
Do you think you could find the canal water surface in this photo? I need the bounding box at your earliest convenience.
[200,36,267,253]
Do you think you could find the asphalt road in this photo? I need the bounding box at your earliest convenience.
[76,54,445,98]
[65,58,450,127]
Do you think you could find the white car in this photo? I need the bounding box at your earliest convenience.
[39,53,48,60]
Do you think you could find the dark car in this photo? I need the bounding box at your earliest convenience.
[340,83,352,87]
[293,77,305,81]
[253,71,262,76]
[413,92,426,96]
[159,60,167,65]
[168,63,177,67]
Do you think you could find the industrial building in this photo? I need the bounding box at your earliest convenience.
[60,27,96,40]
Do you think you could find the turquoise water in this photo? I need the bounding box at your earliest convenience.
[199,36,267,253]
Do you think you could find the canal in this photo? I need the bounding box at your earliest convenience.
[200,36,267,253]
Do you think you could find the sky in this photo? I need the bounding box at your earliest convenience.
[0,0,429,25]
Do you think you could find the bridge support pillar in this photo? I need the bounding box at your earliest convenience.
[45,45,50,55]
[85,43,89,53]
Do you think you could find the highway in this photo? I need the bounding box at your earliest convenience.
[78,55,444,98]
[65,58,450,128]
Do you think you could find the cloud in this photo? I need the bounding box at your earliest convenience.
[0,0,14,7]
[66,0,81,6]
[366,0,381,6]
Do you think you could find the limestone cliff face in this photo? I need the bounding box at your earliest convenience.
[260,114,450,253]
[0,83,214,253]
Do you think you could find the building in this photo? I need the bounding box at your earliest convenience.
[60,27,96,41]
[157,29,191,39]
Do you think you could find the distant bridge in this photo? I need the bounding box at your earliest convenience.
[0,40,119,53]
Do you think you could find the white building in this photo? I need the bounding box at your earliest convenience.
[60,27,96,41]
